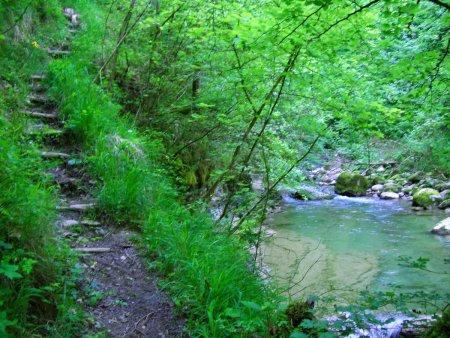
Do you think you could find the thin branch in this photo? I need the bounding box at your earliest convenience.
[94,1,152,83]
[230,126,328,234]
[427,0,450,10]
[204,44,301,199]
[278,4,325,45]
[310,0,382,42]
[172,124,221,156]
[429,37,450,91]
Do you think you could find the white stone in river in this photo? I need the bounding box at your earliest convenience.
[431,217,450,236]
[380,192,399,200]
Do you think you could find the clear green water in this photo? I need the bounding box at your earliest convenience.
[263,196,450,304]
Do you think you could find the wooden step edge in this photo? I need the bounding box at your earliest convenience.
[60,219,101,227]
[47,49,71,57]
[22,111,58,119]
[57,203,96,212]
[26,128,64,136]
[30,74,46,81]
[41,151,71,159]
[26,94,48,105]
[75,247,110,253]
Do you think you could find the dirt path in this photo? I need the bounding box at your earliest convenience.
[26,7,186,337]
[78,229,186,337]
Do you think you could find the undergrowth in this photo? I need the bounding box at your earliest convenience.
[47,1,288,335]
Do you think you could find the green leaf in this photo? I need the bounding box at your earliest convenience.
[0,262,22,280]
[241,301,262,312]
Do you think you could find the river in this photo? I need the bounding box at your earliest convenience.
[263,195,450,309]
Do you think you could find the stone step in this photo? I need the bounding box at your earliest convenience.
[47,49,71,58]
[57,202,96,212]
[22,111,58,120]
[41,151,71,159]
[29,83,46,93]
[63,7,75,17]
[67,13,80,27]
[61,219,101,227]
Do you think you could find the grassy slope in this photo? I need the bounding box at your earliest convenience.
[47,1,285,336]
[0,2,86,336]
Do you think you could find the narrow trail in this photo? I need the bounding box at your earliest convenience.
[25,7,185,337]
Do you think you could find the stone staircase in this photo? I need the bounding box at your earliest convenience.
[25,8,101,244]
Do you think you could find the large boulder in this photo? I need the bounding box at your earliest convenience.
[412,188,442,209]
[431,217,450,236]
[335,172,369,197]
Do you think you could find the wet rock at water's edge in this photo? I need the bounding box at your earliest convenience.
[291,184,334,201]
[380,192,400,200]
[431,217,450,236]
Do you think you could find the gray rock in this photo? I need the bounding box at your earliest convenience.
[438,200,450,210]
[380,192,400,200]
[430,217,450,236]
[440,189,450,200]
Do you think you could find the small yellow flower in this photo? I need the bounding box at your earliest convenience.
[32,41,39,49]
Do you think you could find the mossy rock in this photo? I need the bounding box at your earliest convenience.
[412,188,442,209]
[335,172,369,197]
[291,184,334,201]
[383,182,400,193]
[291,189,315,201]
[371,175,386,185]
[407,172,422,184]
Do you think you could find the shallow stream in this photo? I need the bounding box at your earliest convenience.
[263,195,450,306]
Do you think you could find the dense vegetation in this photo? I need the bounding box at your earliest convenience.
[1,0,448,336]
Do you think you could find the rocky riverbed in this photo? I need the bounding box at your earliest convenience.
[285,163,450,235]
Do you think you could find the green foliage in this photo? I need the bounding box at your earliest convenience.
[285,301,314,328]
[45,5,287,334]
[426,306,450,338]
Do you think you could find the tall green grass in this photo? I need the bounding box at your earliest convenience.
[48,1,286,335]
[0,114,84,337]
